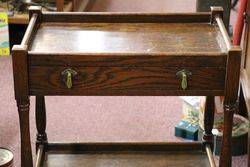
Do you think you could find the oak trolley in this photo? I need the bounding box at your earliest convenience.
[12,6,241,167]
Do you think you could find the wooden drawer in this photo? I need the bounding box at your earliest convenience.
[29,66,225,96]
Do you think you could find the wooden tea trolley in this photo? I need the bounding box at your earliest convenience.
[12,6,241,167]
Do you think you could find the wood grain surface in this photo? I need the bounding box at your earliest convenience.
[29,23,227,54]
[44,151,210,167]
[13,8,237,167]
[42,12,211,23]
[29,66,225,96]
[28,54,227,67]
[41,142,210,167]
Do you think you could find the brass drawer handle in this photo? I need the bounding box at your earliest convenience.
[176,69,192,90]
[61,68,77,89]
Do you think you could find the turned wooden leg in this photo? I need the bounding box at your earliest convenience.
[36,96,47,148]
[219,102,238,167]
[202,96,215,148]
[17,99,33,167]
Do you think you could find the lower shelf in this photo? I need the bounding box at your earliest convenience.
[36,142,215,167]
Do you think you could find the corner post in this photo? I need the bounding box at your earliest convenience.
[12,45,33,167]
[219,46,241,167]
[210,6,224,25]
[29,6,42,21]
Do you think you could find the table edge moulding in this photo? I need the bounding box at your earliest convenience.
[12,6,241,167]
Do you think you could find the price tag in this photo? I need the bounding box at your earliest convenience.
[0,12,9,56]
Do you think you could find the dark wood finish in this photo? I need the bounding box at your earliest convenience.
[28,54,227,67]
[37,142,212,167]
[28,66,225,96]
[29,22,227,54]
[12,45,33,167]
[46,142,204,152]
[214,16,231,50]
[12,6,241,167]
[202,96,215,147]
[35,96,47,147]
[21,7,42,48]
[42,12,211,23]
[44,151,209,167]
[219,47,242,167]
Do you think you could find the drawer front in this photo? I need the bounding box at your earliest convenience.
[29,66,225,96]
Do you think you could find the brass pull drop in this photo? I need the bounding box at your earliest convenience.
[61,68,77,89]
[66,72,72,89]
[176,69,192,90]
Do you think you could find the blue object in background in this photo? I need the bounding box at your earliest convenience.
[175,120,198,141]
